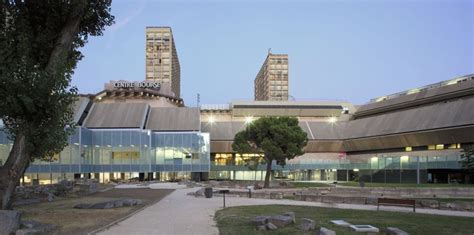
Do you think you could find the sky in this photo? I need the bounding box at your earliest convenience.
[72,0,474,106]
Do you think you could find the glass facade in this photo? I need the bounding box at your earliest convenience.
[0,128,210,176]
[0,127,464,184]
[209,153,463,183]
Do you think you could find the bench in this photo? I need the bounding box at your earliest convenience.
[377,198,416,212]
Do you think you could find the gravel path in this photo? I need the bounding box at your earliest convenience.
[98,184,474,235]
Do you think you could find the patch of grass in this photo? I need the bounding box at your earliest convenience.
[215,205,474,235]
[339,182,474,188]
[290,182,332,188]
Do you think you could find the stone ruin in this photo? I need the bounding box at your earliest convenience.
[250,211,319,232]
[13,179,98,206]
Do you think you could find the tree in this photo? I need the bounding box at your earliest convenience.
[232,117,308,188]
[460,145,474,172]
[0,1,114,209]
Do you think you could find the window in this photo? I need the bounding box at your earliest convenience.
[448,144,461,149]
[405,147,412,152]
[436,144,444,150]
[428,145,436,150]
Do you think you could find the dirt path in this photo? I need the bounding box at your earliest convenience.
[16,188,174,235]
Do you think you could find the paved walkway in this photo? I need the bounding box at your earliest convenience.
[97,184,474,235]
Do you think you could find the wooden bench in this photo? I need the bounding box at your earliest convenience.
[377,198,416,212]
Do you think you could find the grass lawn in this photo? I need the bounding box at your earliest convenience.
[215,205,474,235]
[289,182,332,188]
[339,182,474,188]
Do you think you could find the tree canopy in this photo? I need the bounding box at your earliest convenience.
[232,116,308,188]
[0,0,114,209]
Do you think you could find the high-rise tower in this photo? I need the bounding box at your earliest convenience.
[254,52,289,101]
[146,27,181,98]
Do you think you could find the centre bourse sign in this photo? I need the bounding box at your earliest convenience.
[113,81,161,89]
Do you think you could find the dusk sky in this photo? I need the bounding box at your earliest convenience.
[72,0,473,106]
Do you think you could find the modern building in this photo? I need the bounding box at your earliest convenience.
[1,25,473,185]
[203,74,474,184]
[145,27,181,98]
[254,52,289,101]
[1,74,473,184]
[0,81,210,184]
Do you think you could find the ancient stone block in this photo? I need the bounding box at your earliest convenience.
[266,222,278,230]
[268,215,293,228]
[251,216,269,226]
[319,227,336,235]
[298,218,316,231]
[386,227,409,235]
[0,210,21,235]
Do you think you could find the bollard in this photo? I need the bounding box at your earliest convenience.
[218,190,230,208]
[246,186,252,198]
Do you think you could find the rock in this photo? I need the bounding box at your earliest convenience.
[90,201,116,209]
[77,182,98,195]
[270,192,283,199]
[266,222,278,230]
[73,203,92,209]
[256,225,267,231]
[350,224,379,233]
[283,212,296,223]
[21,220,43,229]
[75,199,142,209]
[419,200,439,209]
[386,227,409,235]
[251,216,269,226]
[46,192,55,202]
[298,218,316,231]
[20,220,56,234]
[448,202,458,210]
[15,229,38,235]
[122,198,142,206]
[194,188,205,197]
[330,219,351,227]
[268,215,293,228]
[319,227,336,235]
[0,210,21,235]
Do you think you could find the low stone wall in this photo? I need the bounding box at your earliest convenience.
[293,193,474,211]
[195,187,474,211]
[304,187,474,199]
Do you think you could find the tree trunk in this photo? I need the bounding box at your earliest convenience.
[264,159,272,188]
[0,133,29,210]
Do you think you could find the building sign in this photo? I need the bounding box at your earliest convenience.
[113,81,161,89]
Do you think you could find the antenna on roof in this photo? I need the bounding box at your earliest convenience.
[197,93,200,108]
[268,48,272,54]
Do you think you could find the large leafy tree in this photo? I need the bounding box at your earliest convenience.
[0,0,114,209]
[232,117,307,188]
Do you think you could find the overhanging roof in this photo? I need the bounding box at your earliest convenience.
[84,103,149,129]
[146,107,200,131]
